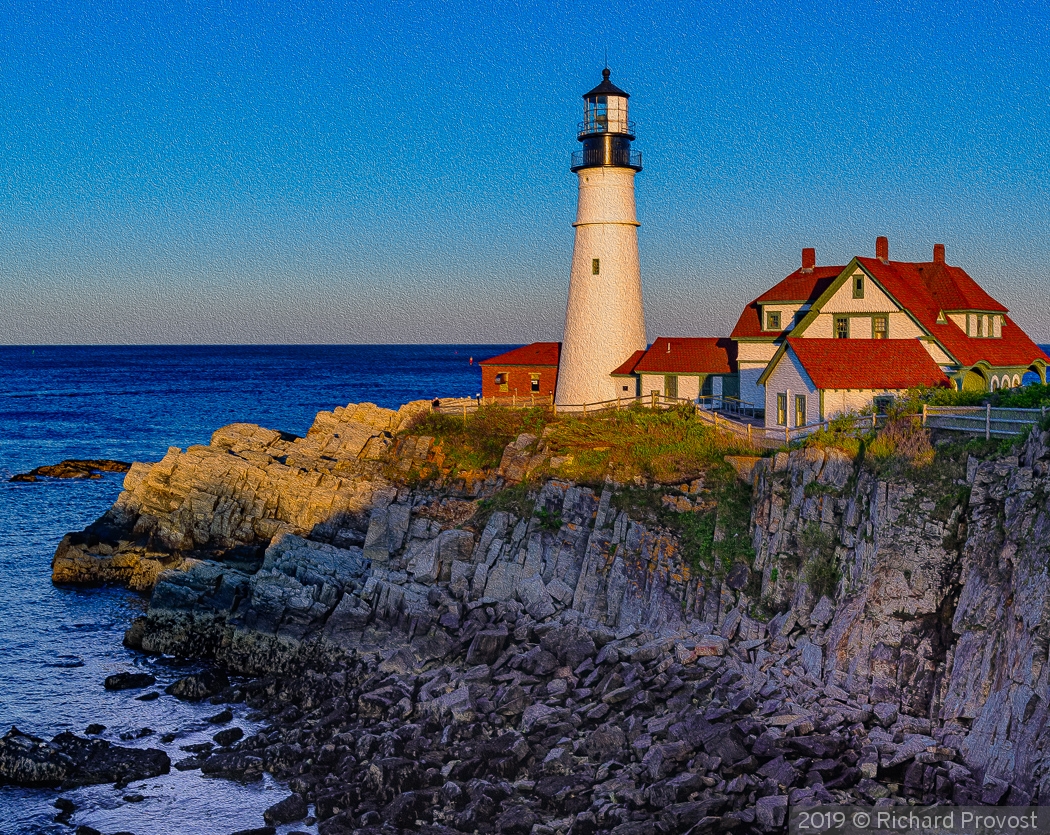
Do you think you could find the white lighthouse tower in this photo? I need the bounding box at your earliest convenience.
[554,68,647,409]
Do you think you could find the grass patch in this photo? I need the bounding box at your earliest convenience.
[545,403,751,484]
[472,482,535,531]
[804,480,842,499]
[535,507,563,532]
[401,405,551,474]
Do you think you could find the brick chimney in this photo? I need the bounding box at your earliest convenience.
[876,236,889,263]
[933,243,945,264]
[801,247,815,273]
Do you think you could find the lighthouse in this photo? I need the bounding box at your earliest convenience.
[554,68,647,409]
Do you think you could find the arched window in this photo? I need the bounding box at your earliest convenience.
[1013,374,1021,388]
[990,377,999,391]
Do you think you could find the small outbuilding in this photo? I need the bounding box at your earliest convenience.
[479,342,561,400]
[629,337,738,401]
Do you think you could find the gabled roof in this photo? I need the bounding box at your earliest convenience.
[916,261,1007,313]
[846,258,1044,368]
[731,266,842,339]
[479,342,561,367]
[633,337,737,375]
[764,338,950,390]
[610,349,646,376]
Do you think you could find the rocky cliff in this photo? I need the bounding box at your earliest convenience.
[49,401,1050,831]
[747,430,1050,803]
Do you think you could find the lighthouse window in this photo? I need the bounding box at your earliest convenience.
[592,258,600,275]
[595,96,608,131]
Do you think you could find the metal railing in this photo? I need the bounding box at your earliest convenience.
[570,148,642,170]
[577,119,636,137]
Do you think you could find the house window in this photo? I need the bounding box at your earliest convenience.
[853,275,865,299]
[873,395,894,414]
[592,258,600,275]
[835,316,849,339]
[495,372,508,392]
[776,393,787,426]
[766,311,781,331]
[873,315,888,339]
[664,375,678,399]
[530,374,540,393]
[795,395,806,427]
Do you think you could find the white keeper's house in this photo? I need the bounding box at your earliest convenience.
[478,69,1048,427]
[733,237,1048,425]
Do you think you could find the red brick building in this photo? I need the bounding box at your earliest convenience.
[479,342,561,400]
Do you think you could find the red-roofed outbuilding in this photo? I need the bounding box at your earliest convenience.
[479,343,561,400]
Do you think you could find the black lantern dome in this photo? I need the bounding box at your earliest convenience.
[571,68,641,172]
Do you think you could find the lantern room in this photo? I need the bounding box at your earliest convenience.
[571,68,641,172]
[580,69,633,137]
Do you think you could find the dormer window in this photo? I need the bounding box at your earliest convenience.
[766,311,781,331]
[853,275,865,299]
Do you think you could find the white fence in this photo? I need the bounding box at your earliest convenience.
[429,395,1048,449]
[922,404,1047,440]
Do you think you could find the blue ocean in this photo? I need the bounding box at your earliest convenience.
[0,345,502,835]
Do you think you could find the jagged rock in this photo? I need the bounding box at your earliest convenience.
[263,792,308,825]
[0,727,169,787]
[165,670,230,701]
[103,671,156,690]
[10,459,130,482]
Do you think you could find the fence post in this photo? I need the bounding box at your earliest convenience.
[747,423,753,446]
[785,424,789,444]
[922,404,927,427]
[872,413,877,429]
[530,392,534,406]
[582,402,587,415]
[512,393,516,407]
[651,391,657,409]
[986,402,991,440]
[552,402,557,416]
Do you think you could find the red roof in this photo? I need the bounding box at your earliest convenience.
[918,261,1006,313]
[610,349,646,376]
[855,258,1047,368]
[784,338,950,390]
[633,337,737,374]
[479,342,561,367]
[731,266,842,339]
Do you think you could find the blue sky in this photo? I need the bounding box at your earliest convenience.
[1,0,1047,344]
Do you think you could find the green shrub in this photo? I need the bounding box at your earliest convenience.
[991,383,1050,409]
[800,523,840,599]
